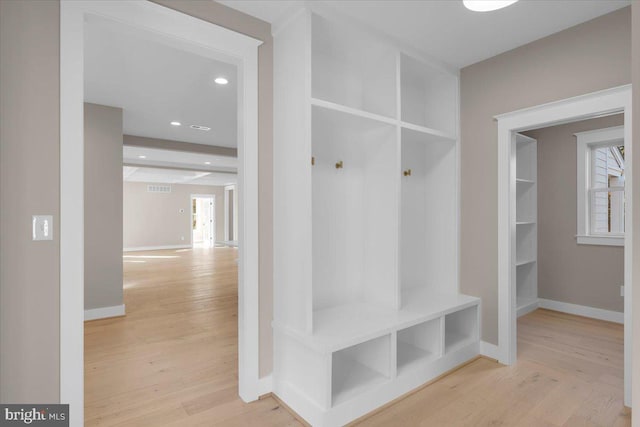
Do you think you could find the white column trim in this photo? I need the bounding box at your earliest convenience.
[60,3,263,424]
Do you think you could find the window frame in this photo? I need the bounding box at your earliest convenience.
[575,125,625,246]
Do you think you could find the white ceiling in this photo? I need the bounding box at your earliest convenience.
[124,166,237,186]
[85,17,238,147]
[218,0,629,68]
[123,146,237,173]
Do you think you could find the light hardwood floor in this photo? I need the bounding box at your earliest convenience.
[85,249,629,426]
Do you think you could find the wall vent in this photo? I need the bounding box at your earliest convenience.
[147,184,172,193]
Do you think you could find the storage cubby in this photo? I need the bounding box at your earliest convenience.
[400,53,457,135]
[332,335,391,406]
[274,9,479,426]
[312,105,398,312]
[400,128,456,299]
[516,223,536,265]
[516,183,536,223]
[397,319,441,374]
[444,306,478,354]
[516,261,538,316]
[516,136,536,181]
[514,133,538,317]
[312,14,397,119]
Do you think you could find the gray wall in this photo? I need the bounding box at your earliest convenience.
[85,103,124,311]
[632,1,640,413]
[524,115,624,313]
[460,7,631,345]
[0,0,60,402]
[123,182,225,249]
[153,0,274,377]
[0,0,273,402]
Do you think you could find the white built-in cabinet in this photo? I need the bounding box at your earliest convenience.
[514,133,538,317]
[273,9,480,426]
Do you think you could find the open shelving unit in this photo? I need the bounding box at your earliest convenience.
[514,133,538,317]
[273,8,479,427]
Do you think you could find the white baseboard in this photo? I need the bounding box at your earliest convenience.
[538,298,623,324]
[123,244,191,252]
[479,341,499,360]
[257,375,273,397]
[84,304,126,321]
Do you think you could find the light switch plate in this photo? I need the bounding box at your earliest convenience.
[32,215,53,241]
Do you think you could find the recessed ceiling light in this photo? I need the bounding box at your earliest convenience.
[214,77,229,85]
[190,124,211,131]
[463,0,518,12]
[138,155,147,159]
[205,161,211,165]
[170,121,181,126]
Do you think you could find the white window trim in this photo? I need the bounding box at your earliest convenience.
[575,125,625,246]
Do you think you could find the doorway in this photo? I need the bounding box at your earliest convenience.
[496,85,632,406]
[60,2,262,423]
[192,195,216,248]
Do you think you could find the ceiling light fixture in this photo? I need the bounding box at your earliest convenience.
[463,0,518,12]
[138,155,147,159]
[190,124,211,131]
[170,121,181,126]
[205,161,211,165]
[214,77,229,85]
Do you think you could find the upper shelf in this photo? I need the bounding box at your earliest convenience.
[273,289,479,354]
[311,98,397,127]
[400,53,457,137]
[312,13,397,119]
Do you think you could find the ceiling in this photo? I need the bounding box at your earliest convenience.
[123,146,237,187]
[124,166,237,186]
[218,0,629,68]
[85,17,238,147]
[123,146,237,173]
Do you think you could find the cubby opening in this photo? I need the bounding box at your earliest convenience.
[332,335,391,406]
[400,54,457,135]
[312,14,396,118]
[517,261,537,311]
[516,137,536,181]
[516,223,536,265]
[312,105,398,313]
[400,128,457,302]
[397,319,441,374]
[516,183,536,223]
[444,306,478,354]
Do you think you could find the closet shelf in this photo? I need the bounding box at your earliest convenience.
[397,342,437,375]
[311,97,397,126]
[516,221,536,226]
[516,258,536,267]
[400,121,456,142]
[273,290,479,354]
[516,178,535,184]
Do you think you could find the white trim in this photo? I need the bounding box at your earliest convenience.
[190,193,216,247]
[60,2,263,422]
[575,125,625,244]
[257,374,273,397]
[84,304,126,321]
[576,235,624,246]
[496,85,632,406]
[479,341,499,360]
[538,299,624,324]
[123,245,192,252]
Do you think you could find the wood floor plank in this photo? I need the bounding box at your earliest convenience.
[86,250,628,426]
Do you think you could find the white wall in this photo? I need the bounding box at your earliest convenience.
[123,181,226,250]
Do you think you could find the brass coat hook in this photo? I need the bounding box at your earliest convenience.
[403,169,412,176]
[335,160,343,169]
[311,156,315,166]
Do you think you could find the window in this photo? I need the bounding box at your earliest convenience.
[575,126,624,246]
